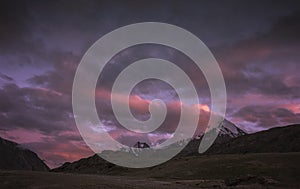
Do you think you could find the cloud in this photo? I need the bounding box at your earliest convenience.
[0,78,212,167]
[0,83,73,134]
[219,11,300,96]
[95,87,212,145]
[232,106,300,131]
[0,72,13,81]
[28,52,80,94]
[22,138,93,168]
[0,0,300,168]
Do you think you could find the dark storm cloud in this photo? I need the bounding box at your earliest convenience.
[233,106,300,129]
[0,1,32,52]
[94,9,300,103]
[0,72,13,81]
[214,11,300,98]
[96,44,209,100]
[0,0,54,68]
[28,51,80,94]
[0,83,73,134]
[1,0,298,66]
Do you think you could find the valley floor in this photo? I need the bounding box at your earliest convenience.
[0,153,299,189]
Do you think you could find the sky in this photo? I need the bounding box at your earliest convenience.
[0,0,300,168]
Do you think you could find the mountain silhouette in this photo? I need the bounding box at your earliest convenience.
[0,137,49,171]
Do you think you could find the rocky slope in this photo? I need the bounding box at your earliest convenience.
[178,119,246,156]
[0,137,49,171]
[52,124,300,174]
[206,124,300,154]
[52,120,246,173]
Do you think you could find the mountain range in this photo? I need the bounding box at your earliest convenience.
[1,121,299,188]
[52,122,300,174]
[0,137,49,171]
[0,121,299,174]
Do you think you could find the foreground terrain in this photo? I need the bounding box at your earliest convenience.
[1,152,299,189]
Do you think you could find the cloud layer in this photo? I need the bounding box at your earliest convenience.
[0,1,299,168]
